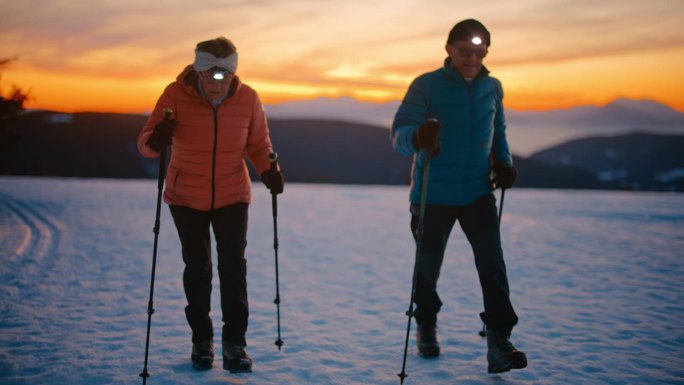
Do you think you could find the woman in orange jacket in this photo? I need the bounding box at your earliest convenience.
[137,36,283,373]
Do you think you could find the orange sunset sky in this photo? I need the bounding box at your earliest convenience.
[1,0,683,114]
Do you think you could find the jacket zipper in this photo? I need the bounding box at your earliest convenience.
[467,80,474,142]
[211,107,218,210]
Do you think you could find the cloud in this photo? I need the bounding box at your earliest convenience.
[488,0,684,65]
[4,0,682,76]
[2,0,683,111]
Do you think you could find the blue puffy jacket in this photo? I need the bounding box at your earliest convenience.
[391,58,512,206]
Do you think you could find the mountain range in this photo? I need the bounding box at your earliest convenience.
[1,98,683,191]
[265,97,684,157]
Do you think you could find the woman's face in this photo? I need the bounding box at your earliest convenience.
[198,69,233,100]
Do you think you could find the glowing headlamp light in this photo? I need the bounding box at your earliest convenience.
[212,68,229,80]
[471,36,483,45]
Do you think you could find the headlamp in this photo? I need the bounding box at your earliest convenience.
[471,36,483,45]
[198,66,233,82]
[212,68,229,81]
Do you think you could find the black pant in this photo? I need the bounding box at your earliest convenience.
[410,194,518,332]
[169,203,249,345]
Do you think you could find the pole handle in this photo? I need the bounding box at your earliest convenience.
[162,107,173,121]
[269,152,279,171]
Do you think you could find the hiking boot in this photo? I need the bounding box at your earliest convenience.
[222,341,253,373]
[191,340,214,369]
[416,324,440,357]
[486,330,527,373]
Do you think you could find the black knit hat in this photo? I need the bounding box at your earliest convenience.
[447,19,491,47]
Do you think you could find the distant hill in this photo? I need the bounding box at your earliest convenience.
[512,155,606,190]
[265,97,684,156]
[506,98,684,130]
[1,111,682,191]
[0,111,151,178]
[0,111,413,184]
[530,133,684,191]
[267,119,412,184]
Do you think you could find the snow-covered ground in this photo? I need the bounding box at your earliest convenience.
[1,176,683,385]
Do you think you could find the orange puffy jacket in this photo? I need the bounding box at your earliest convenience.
[138,65,274,211]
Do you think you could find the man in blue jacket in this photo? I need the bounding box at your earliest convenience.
[391,19,527,373]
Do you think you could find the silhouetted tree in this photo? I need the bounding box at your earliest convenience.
[1,57,29,173]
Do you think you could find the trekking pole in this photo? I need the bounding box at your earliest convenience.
[478,187,506,338]
[269,152,284,350]
[140,107,173,384]
[398,153,431,385]
[498,188,506,226]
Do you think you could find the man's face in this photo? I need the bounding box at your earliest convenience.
[445,39,488,80]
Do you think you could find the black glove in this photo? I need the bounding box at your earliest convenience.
[261,169,284,195]
[490,160,518,189]
[413,119,441,157]
[146,118,176,152]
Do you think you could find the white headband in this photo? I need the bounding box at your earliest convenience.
[193,50,238,73]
